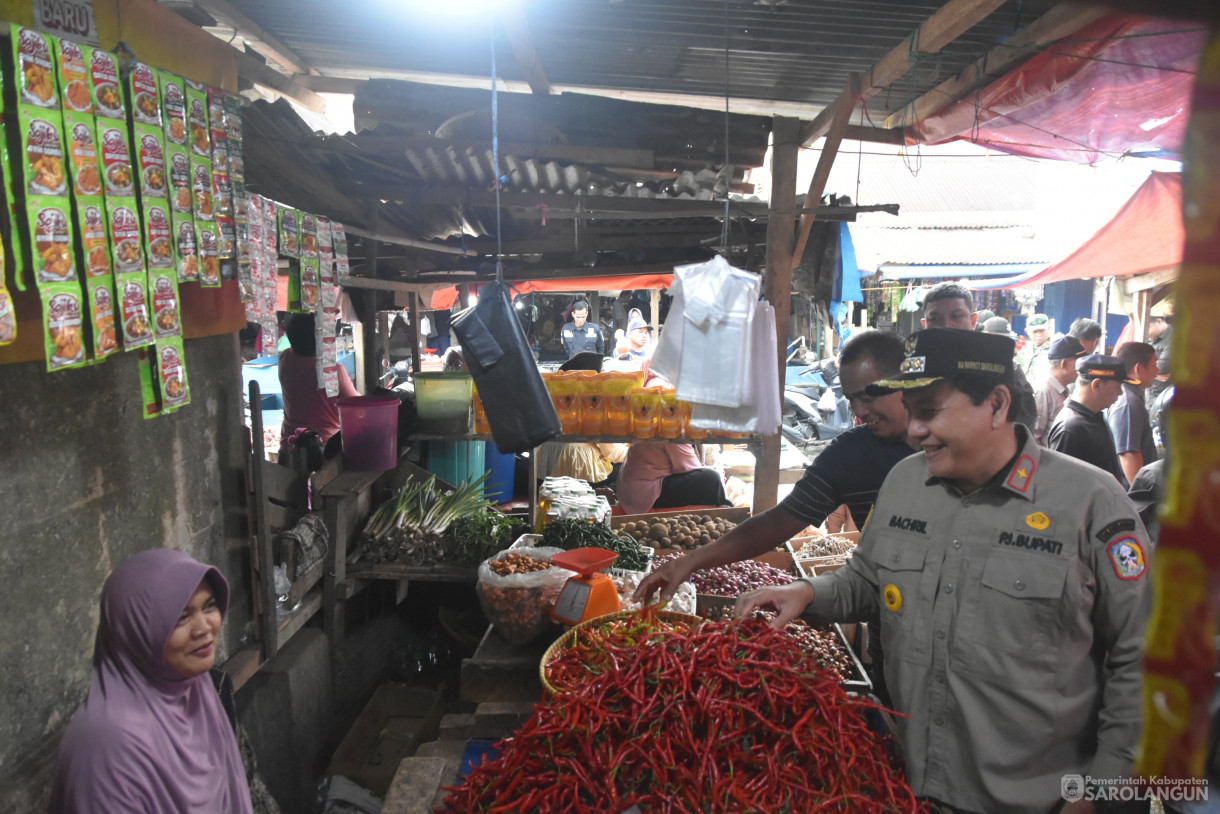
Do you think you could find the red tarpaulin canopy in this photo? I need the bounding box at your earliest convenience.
[427,274,674,310]
[911,14,1203,164]
[1004,171,1182,289]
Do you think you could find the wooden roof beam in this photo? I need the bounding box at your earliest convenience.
[194,0,317,76]
[799,0,1007,146]
[882,3,1109,129]
[499,0,552,95]
[792,75,858,268]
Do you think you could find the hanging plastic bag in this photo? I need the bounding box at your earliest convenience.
[452,279,561,452]
[476,547,576,645]
[690,300,780,433]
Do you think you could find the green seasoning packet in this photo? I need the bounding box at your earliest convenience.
[107,200,153,349]
[13,25,58,110]
[185,80,209,160]
[86,45,123,120]
[133,124,167,201]
[160,72,187,150]
[64,114,101,197]
[78,201,116,361]
[175,218,199,283]
[150,269,181,340]
[0,243,15,345]
[54,38,91,115]
[27,195,76,286]
[197,220,219,287]
[0,53,27,290]
[96,119,134,198]
[155,337,190,412]
[278,203,299,258]
[143,200,173,274]
[85,278,117,360]
[41,284,87,371]
[126,63,160,129]
[190,159,213,223]
[300,256,319,311]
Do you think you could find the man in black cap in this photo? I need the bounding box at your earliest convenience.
[1031,335,1085,445]
[560,300,604,359]
[1046,354,1128,486]
[735,328,1148,813]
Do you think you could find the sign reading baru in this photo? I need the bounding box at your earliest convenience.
[35,0,98,45]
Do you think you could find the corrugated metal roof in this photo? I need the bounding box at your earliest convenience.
[226,0,1057,118]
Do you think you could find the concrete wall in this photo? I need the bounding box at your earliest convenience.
[0,334,252,812]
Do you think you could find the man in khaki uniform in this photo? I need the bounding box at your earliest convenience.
[737,329,1149,814]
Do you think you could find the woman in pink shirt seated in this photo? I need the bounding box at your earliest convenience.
[615,442,730,515]
[278,313,358,455]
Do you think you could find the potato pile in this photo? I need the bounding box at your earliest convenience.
[617,514,737,555]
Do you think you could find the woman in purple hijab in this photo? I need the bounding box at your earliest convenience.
[50,549,253,813]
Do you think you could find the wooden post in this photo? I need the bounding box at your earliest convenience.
[361,237,381,390]
[755,117,800,514]
[650,289,661,333]
[409,292,423,376]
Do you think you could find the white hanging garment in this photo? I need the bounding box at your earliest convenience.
[673,257,759,408]
[690,300,780,433]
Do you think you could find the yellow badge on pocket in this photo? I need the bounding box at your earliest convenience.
[883,583,902,612]
[1026,512,1050,530]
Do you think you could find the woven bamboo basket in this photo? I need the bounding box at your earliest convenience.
[539,609,704,696]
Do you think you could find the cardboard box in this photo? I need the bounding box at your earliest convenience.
[786,531,859,560]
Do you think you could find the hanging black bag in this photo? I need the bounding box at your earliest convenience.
[452,280,561,452]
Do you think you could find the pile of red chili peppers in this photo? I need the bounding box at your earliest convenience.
[440,612,928,813]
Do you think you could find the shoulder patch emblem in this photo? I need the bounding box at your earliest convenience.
[1026,512,1050,530]
[1107,536,1147,581]
[1096,518,1136,543]
[1006,455,1036,492]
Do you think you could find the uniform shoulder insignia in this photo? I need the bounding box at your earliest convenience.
[1107,537,1147,581]
[1095,518,1136,543]
[1006,455,1036,492]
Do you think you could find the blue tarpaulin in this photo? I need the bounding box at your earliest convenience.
[831,222,862,341]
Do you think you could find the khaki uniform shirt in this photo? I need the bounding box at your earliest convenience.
[805,425,1149,813]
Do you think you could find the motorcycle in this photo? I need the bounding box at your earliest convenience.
[782,355,854,450]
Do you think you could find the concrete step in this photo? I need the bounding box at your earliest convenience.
[381,756,446,814]
[472,701,536,739]
[437,712,475,741]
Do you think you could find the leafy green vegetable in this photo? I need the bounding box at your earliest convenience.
[540,519,651,571]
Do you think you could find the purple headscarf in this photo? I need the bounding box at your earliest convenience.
[50,549,253,814]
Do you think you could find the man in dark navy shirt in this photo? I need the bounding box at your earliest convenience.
[1047,354,1128,487]
[635,329,917,599]
[561,300,605,359]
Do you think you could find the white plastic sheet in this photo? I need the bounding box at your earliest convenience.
[690,300,780,434]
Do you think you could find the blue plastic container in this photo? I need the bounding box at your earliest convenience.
[482,442,516,505]
[427,440,487,492]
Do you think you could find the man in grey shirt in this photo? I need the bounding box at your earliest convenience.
[737,329,1149,814]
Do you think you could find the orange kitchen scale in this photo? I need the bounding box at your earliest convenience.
[548,547,622,625]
